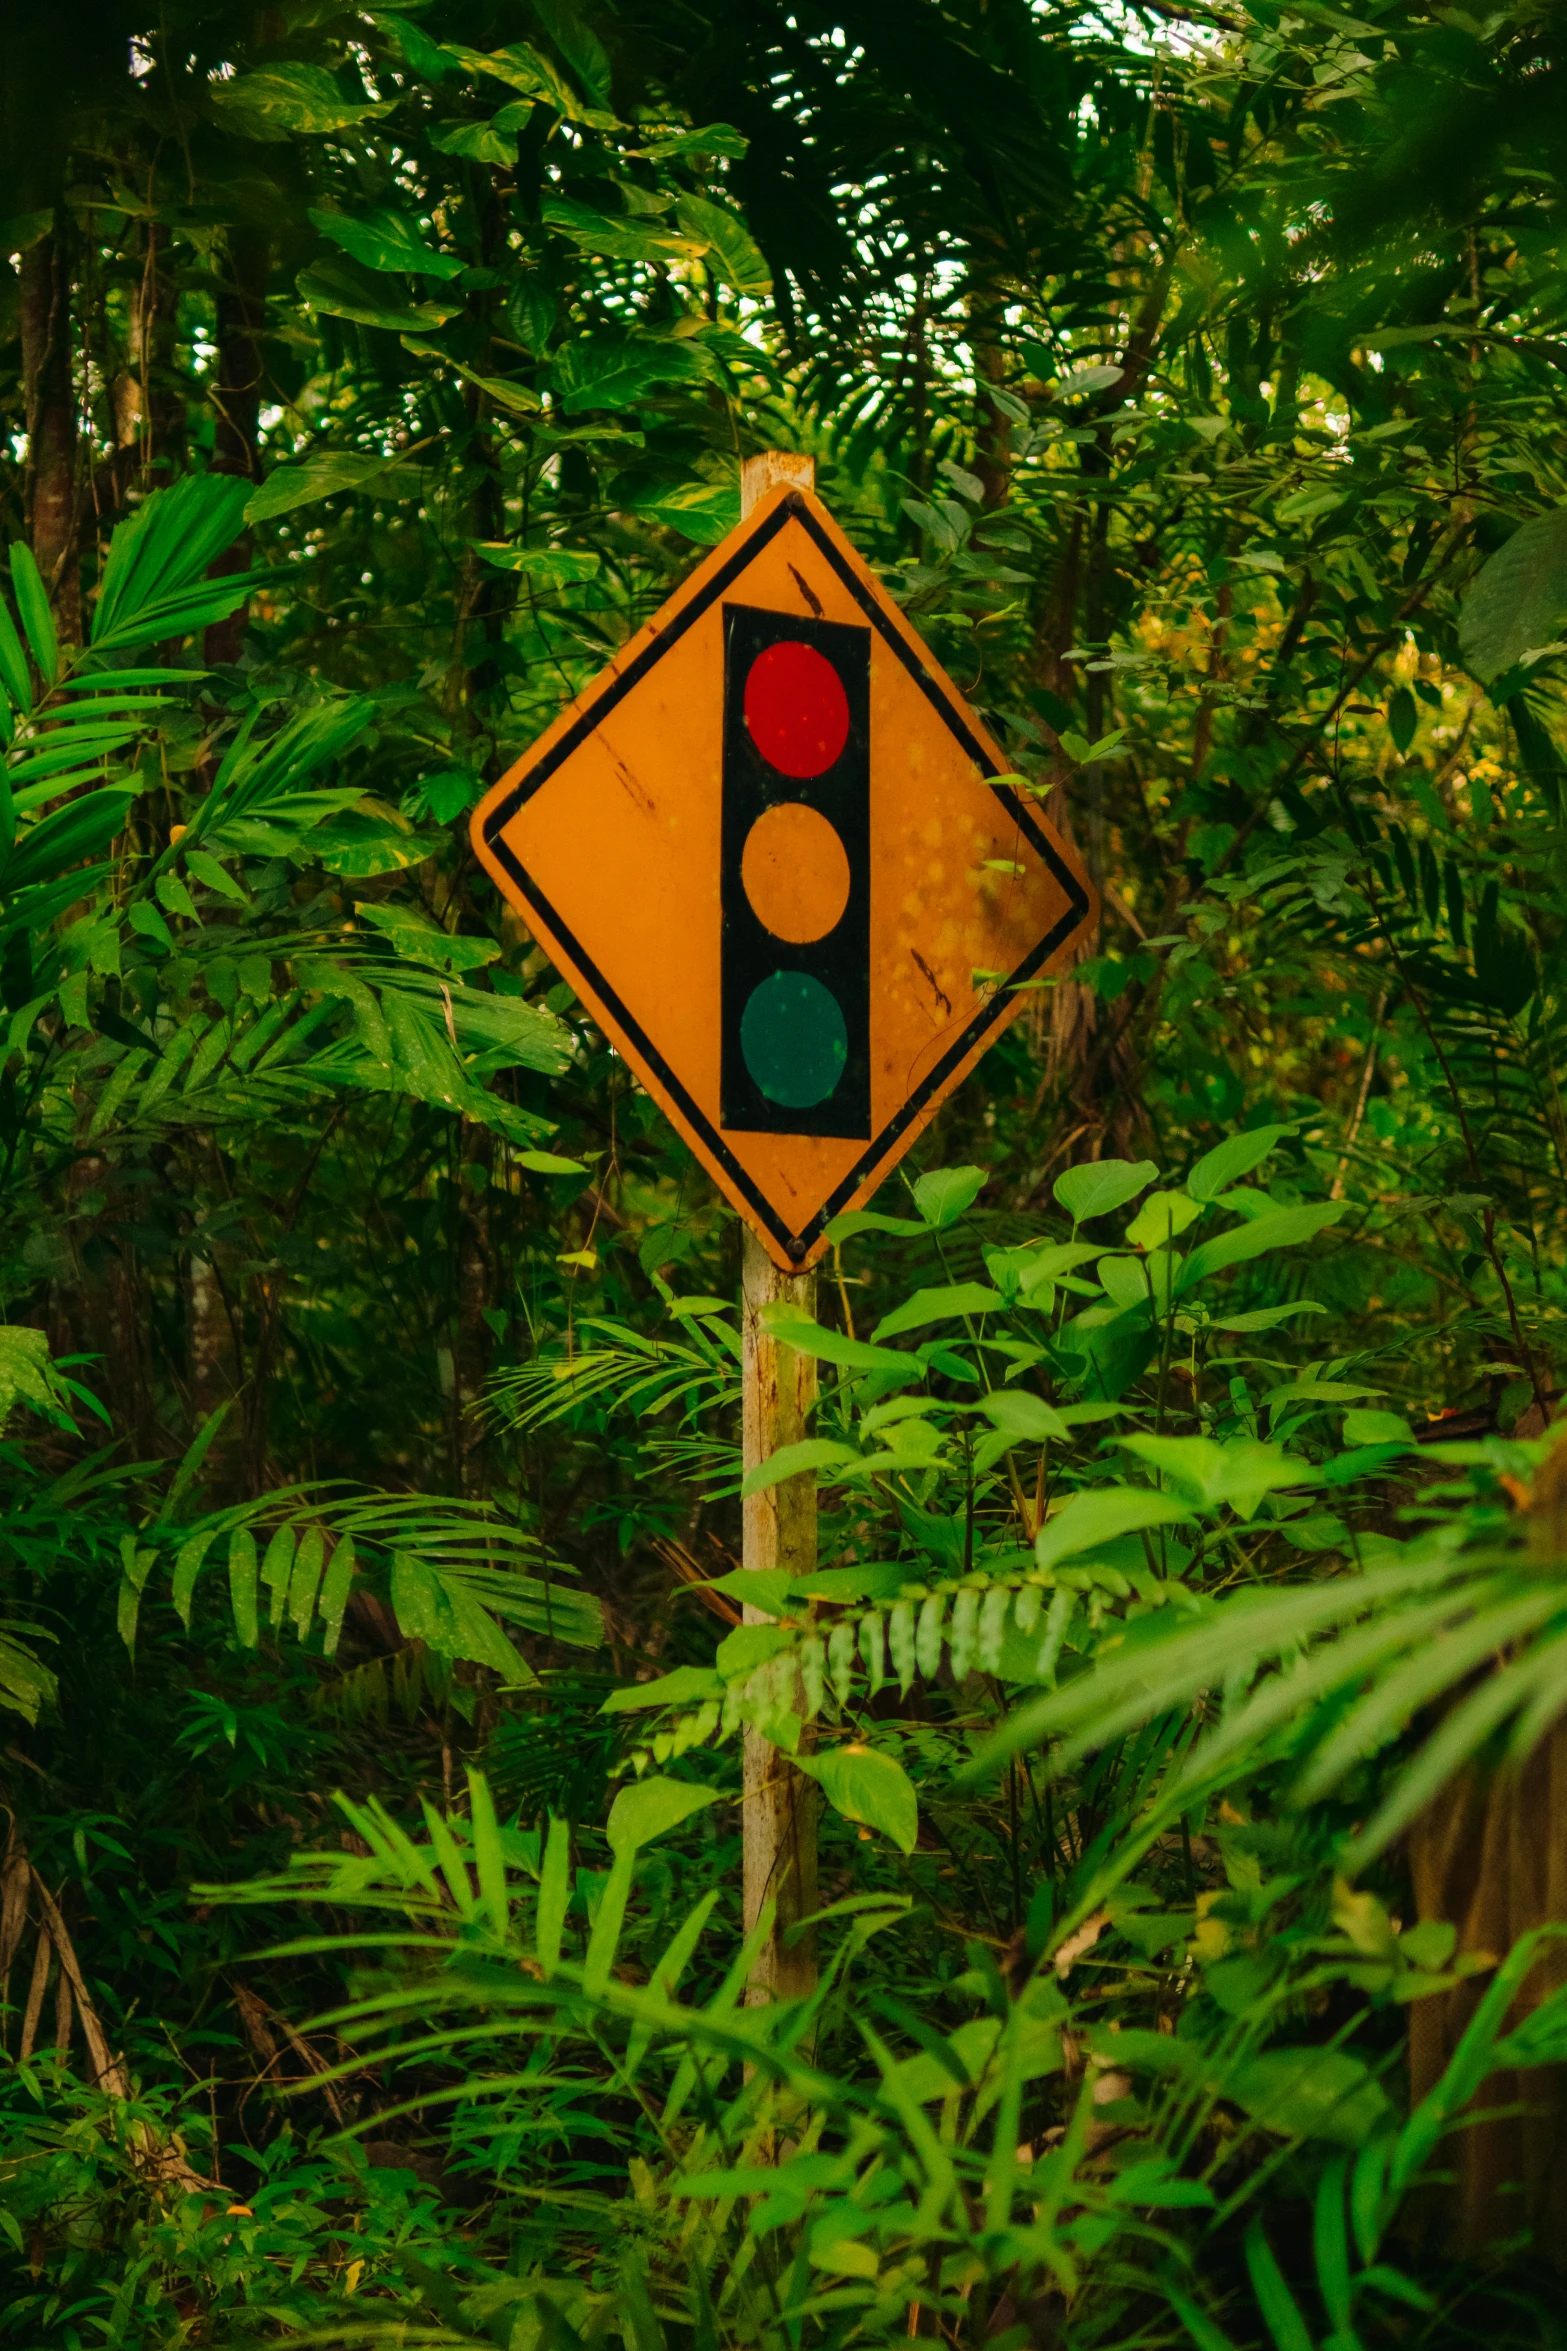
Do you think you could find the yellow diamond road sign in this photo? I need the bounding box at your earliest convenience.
[471,479,1098,1270]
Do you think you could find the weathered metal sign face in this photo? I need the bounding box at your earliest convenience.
[471,479,1097,1270]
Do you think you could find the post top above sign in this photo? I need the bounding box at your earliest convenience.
[471,459,1098,1270]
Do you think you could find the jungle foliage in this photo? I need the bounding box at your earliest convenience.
[3,1,1567,2345]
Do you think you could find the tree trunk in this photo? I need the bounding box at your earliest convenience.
[1408,1724,1567,2261]
[741,1229,819,2005]
[205,224,268,668]
[19,216,81,645]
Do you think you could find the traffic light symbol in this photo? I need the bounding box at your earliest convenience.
[720,604,870,1139]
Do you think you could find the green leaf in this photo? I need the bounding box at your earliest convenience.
[630,481,741,546]
[307,205,465,281]
[913,1165,986,1230]
[1054,1159,1158,1223]
[472,543,601,583]
[1035,1486,1189,1571]
[430,115,527,163]
[740,1438,862,1497]
[1124,1191,1202,1249]
[759,1310,917,1378]
[0,590,33,711]
[1231,2050,1391,2149]
[872,1283,1003,1342]
[1119,1434,1314,1514]
[8,546,57,685]
[536,1815,570,1974]
[5,789,136,895]
[601,1666,725,1714]
[1244,2220,1314,2351]
[91,472,252,654]
[673,194,772,293]
[551,336,708,415]
[171,1532,215,1627]
[212,62,394,140]
[1181,1202,1347,1289]
[288,1527,326,1637]
[298,259,462,335]
[794,1744,918,1854]
[1343,1409,1414,1446]
[542,196,703,266]
[318,1536,355,1656]
[978,1390,1070,1445]
[246,447,423,525]
[605,1776,722,1856]
[1459,507,1567,685]
[1188,1125,1294,1201]
[261,1525,297,1630]
[228,1528,259,1649]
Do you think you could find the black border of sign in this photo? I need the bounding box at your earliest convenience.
[480,494,1093,1259]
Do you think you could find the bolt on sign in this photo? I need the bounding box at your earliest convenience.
[471,479,1098,1270]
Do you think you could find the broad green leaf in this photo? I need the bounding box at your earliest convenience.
[0,1326,63,1426]
[759,1310,916,1377]
[795,1743,918,1854]
[913,1164,986,1229]
[1120,1434,1314,1514]
[1215,1303,1327,1332]
[352,900,499,972]
[630,481,741,545]
[1035,1486,1189,1571]
[1124,1191,1202,1249]
[1459,506,1567,684]
[825,1207,927,1241]
[1054,1159,1158,1224]
[872,1283,1002,1342]
[978,1390,1070,1445]
[601,1666,725,1714]
[740,1438,860,1497]
[1343,1408,1415,1445]
[1231,2050,1391,2149]
[674,193,772,293]
[606,1776,722,1856]
[472,542,601,583]
[542,196,703,266]
[430,114,529,163]
[298,259,462,335]
[552,336,708,414]
[212,63,394,139]
[246,447,422,525]
[1188,1125,1295,1202]
[1181,1202,1347,1289]
[307,205,464,281]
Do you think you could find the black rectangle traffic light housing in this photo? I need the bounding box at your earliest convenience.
[719,603,871,1138]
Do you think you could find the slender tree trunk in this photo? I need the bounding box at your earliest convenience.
[130,219,184,487]
[19,215,81,645]
[204,224,268,668]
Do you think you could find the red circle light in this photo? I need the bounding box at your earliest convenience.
[743,640,850,779]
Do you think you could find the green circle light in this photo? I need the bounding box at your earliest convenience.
[740,971,848,1110]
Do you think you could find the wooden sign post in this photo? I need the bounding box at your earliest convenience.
[738,453,821,2003]
[468,449,1097,2004]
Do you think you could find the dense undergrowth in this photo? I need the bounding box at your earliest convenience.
[2,1,1567,2345]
